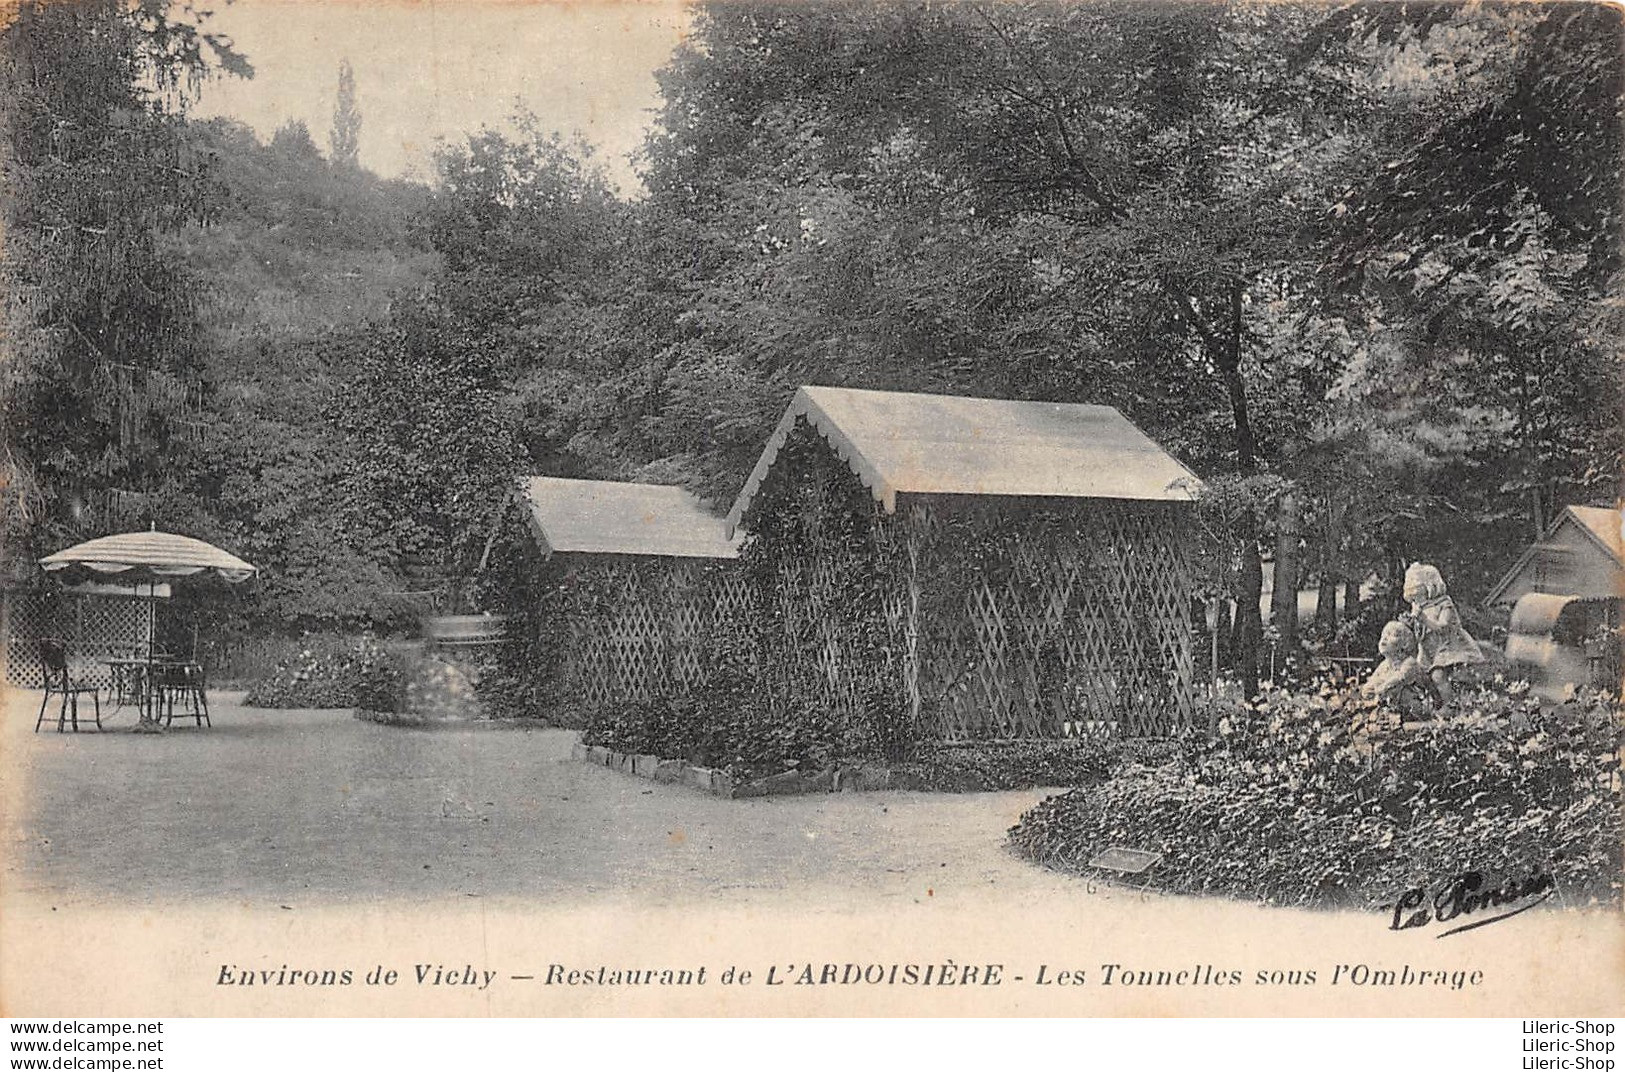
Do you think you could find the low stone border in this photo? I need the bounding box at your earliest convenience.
[355,709,545,730]
[571,742,910,798]
[572,742,737,795]
[571,742,1063,796]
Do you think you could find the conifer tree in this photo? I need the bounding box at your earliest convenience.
[329,58,362,167]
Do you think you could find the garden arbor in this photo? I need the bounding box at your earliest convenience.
[502,476,745,709]
[726,386,1203,742]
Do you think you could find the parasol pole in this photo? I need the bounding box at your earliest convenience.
[140,575,162,731]
[143,578,155,727]
[141,522,157,729]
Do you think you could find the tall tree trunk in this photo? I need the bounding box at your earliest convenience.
[1167,281,1262,697]
[1218,286,1263,699]
[1315,569,1340,640]
[1314,496,1343,638]
[1235,523,1263,696]
[1228,588,1243,661]
[1271,487,1300,655]
[1315,572,1340,640]
[1517,366,1546,541]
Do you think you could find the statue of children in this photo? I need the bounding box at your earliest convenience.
[1401,562,1486,708]
[1363,618,1427,706]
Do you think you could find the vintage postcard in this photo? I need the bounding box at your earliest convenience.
[1,0,1621,1019]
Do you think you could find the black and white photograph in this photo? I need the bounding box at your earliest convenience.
[0,0,1621,1022]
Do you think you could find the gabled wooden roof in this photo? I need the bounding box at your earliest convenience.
[517,477,740,560]
[1486,504,1624,605]
[1566,505,1625,564]
[726,386,1203,532]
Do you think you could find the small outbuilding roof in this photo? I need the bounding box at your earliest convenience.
[515,476,740,560]
[1566,505,1625,563]
[1486,504,1624,605]
[726,386,1203,532]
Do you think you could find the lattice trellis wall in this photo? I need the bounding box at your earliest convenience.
[557,558,752,709]
[742,448,918,746]
[746,435,1196,742]
[3,590,152,689]
[909,498,1194,740]
[763,525,877,729]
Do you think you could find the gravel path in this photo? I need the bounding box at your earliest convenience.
[10,689,1623,1020]
[4,691,1088,910]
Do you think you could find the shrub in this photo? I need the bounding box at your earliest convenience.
[582,693,1175,790]
[582,697,695,761]
[890,738,1129,792]
[581,690,822,783]
[243,634,363,708]
[244,633,409,710]
[474,664,547,721]
[471,515,572,723]
[1008,679,1623,908]
[388,651,486,720]
[201,634,308,687]
[581,623,859,782]
[352,637,408,713]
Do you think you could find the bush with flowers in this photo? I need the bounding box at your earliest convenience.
[244,633,408,710]
[387,651,483,721]
[1008,675,1623,908]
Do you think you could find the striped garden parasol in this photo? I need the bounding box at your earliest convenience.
[40,530,258,583]
[39,529,259,727]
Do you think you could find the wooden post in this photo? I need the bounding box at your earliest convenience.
[903,505,924,738]
[0,589,10,688]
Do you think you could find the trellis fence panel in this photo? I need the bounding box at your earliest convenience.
[560,560,752,709]
[747,459,1196,742]
[910,499,1194,740]
[4,590,152,690]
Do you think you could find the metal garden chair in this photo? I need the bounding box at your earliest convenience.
[35,638,102,733]
[155,661,210,728]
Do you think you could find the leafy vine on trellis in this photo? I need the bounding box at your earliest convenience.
[733,419,917,761]
[469,506,609,723]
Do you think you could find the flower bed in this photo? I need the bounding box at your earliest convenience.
[885,738,1178,792]
[394,651,481,721]
[581,690,843,784]
[355,709,540,729]
[580,693,1174,794]
[1008,680,1624,908]
[244,634,407,709]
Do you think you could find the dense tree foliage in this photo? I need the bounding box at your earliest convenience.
[7,1,1618,684]
[328,122,624,611]
[538,0,1619,689]
[0,0,243,582]
[175,116,434,629]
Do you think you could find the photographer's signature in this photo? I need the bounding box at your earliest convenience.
[1384,870,1555,938]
